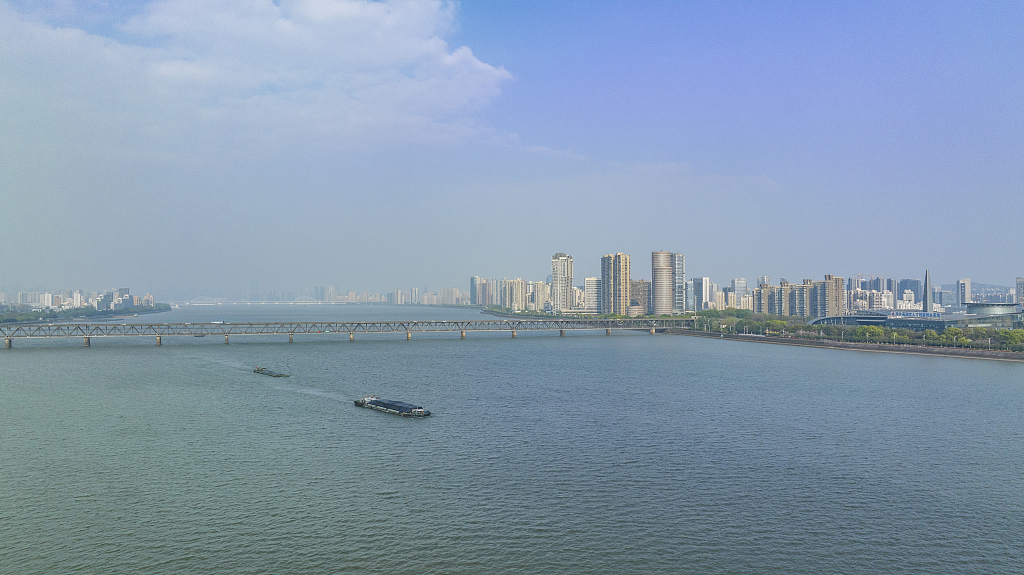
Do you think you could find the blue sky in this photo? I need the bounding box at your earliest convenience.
[1,1,1021,298]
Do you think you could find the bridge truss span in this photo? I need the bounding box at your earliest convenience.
[1,318,693,342]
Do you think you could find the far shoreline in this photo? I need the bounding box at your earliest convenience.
[666,329,1024,363]
[0,304,172,326]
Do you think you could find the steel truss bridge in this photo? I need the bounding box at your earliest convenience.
[2,318,694,347]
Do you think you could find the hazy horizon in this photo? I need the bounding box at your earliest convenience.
[0,272,1016,304]
[2,1,1021,299]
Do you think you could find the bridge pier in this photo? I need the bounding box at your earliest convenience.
[650,328,656,335]
[4,337,10,348]
[407,332,412,340]
[156,336,162,346]
[560,330,565,336]
[461,330,466,339]
[224,335,229,344]
[83,337,90,347]
[349,332,354,341]
[606,329,611,336]
[512,330,517,338]
[289,333,294,343]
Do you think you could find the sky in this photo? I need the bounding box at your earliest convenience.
[1,0,1021,299]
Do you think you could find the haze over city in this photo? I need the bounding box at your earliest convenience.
[2,1,1021,299]
[5,5,1024,574]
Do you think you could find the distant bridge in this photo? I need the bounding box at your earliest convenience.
[2,318,694,347]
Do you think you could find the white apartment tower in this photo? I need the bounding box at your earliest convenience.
[584,277,602,313]
[551,253,574,313]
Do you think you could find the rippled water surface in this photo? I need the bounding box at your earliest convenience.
[2,306,1023,574]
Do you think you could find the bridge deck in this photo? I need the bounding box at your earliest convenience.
[2,319,693,339]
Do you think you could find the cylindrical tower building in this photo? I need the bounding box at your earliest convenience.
[651,251,674,316]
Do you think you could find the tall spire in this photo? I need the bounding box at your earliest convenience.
[923,269,933,312]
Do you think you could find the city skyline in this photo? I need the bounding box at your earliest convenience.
[2,260,1020,306]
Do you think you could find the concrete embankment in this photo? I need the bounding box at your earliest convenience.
[665,328,1024,363]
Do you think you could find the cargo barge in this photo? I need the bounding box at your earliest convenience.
[354,396,430,417]
[254,367,289,377]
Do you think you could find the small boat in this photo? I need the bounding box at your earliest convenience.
[254,367,289,377]
[354,396,430,417]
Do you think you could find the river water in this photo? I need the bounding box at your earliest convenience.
[2,305,1022,574]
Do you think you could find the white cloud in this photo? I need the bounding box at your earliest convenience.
[0,0,512,157]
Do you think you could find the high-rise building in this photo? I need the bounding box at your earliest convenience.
[600,253,631,315]
[957,278,972,304]
[897,279,922,303]
[782,280,811,317]
[601,257,614,314]
[1017,277,1024,306]
[551,253,574,313]
[672,253,687,313]
[572,286,585,309]
[527,281,549,312]
[470,276,481,305]
[923,269,934,312]
[630,279,651,315]
[584,277,601,313]
[501,278,527,311]
[651,251,674,316]
[731,278,748,298]
[439,287,460,305]
[757,275,770,288]
[479,280,493,307]
[693,277,712,311]
[752,275,844,317]
[715,291,727,310]
[809,275,845,317]
[739,294,754,311]
[752,284,782,315]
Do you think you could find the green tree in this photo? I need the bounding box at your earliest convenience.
[864,325,884,339]
[1001,330,1024,346]
[942,327,964,340]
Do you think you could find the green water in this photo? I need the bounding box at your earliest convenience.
[2,306,1023,573]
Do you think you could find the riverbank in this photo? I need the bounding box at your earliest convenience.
[0,304,171,325]
[665,328,1024,363]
